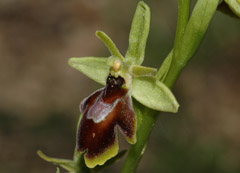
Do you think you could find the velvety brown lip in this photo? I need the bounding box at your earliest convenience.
[77,75,136,159]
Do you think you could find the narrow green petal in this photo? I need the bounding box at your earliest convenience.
[225,0,240,17]
[132,65,157,77]
[37,151,75,172]
[125,1,151,65]
[96,31,124,61]
[132,76,179,113]
[68,57,109,85]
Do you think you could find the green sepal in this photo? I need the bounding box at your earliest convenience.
[96,31,124,61]
[68,57,109,86]
[37,150,75,172]
[132,76,179,113]
[224,0,240,17]
[132,65,157,77]
[125,1,150,65]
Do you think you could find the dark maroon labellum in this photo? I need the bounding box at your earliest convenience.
[77,75,136,163]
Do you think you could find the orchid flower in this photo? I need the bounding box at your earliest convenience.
[68,2,179,167]
[38,1,179,171]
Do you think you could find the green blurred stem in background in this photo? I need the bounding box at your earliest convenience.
[122,0,220,172]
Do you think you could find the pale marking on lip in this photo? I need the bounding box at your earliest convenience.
[87,92,120,123]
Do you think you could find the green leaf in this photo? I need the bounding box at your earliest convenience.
[177,0,219,65]
[56,167,60,173]
[155,50,173,82]
[132,76,179,113]
[68,57,109,86]
[132,65,157,77]
[37,150,75,172]
[164,0,219,87]
[96,31,124,61]
[225,0,240,17]
[182,0,219,60]
[218,1,239,18]
[125,1,151,65]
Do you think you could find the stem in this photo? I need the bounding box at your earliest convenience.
[155,0,191,88]
[122,0,190,171]
[121,103,158,173]
[164,0,191,87]
[122,0,219,172]
[173,0,191,59]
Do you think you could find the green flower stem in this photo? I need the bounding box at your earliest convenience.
[121,102,158,173]
[156,0,190,82]
[169,0,191,84]
[173,0,191,52]
[122,1,190,172]
[122,0,220,172]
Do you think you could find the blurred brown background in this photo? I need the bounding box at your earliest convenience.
[0,0,240,172]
